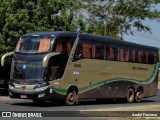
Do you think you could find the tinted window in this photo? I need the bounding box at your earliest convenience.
[54,38,75,55]
[16,36,52,53]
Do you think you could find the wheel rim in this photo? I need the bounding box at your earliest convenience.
[66,91,76,105]
[68,93,75,102]
[127,88,134,103]
[135,90,143,102]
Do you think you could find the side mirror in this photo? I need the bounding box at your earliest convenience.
[1,52,14,67]
[43,52,60,67]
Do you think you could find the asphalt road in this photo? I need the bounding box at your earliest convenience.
[0,89,159,120]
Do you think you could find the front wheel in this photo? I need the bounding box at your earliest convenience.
[66,90,78,106]
[126,88,134,103]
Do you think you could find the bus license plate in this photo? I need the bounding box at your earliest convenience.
[20,95,27,98]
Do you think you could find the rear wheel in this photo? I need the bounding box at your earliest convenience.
[66,89,78,106]
[135,90,143,102]
[126,88,134,103]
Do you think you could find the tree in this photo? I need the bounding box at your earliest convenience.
[0,0,86,54]
[83,0,160,39]
[0,0,86,83]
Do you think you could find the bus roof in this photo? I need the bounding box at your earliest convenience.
[23,31,78,38]
[79,33,158,51]
[22,31,158,51]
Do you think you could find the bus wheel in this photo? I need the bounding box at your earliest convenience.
[126,88,134,103]
[135,90,143,102]
[66,90,77,106]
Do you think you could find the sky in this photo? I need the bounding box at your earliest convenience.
[124,5,160,48]
[124,20,160,48]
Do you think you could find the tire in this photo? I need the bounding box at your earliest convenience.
[135,90,143,102]
[66,89,78,106]
[126,88,134,103]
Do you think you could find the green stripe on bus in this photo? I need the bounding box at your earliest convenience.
[53,87,67,94]
[79,63,158,92]
[53,63,158,94]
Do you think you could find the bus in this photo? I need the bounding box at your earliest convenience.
[1,31,159,105]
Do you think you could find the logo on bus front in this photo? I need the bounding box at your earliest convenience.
[23,64,27,69]
[22,86,26,90]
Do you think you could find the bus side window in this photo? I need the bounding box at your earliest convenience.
[73,40,83,61]
[125,49,129,62]
[132,49,136,62]
[92,43,96,59]
[104,45,106,60]
[129,49,133,62]
[109,47,114,61]
[106,46,110,60]
[100,44,105,60]
[50,66,58,80]
[83,42,91,58]
[154,52,157,63]
[119,48,129,62]
[113,46,118,61]
[141,51,144,63]
[54,38,74,55]
[138,51,142,63]
[55,41,62,52]
[135,50,139,63]
[66,38,72,55]
[149,51,155,64]
[141,51,147,64]
[119,48,125,61]
[95,43,104,59]
[145,51,149,64]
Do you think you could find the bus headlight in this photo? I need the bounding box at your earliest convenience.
[34,86,49,92]
[36,82,48,88]
[9,83,15,90]
[34,82,49,92]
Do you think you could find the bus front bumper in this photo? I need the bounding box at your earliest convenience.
[9,87,50,100]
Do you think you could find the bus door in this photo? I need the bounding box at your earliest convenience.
[48,37,75,81]
[72,38,101,98]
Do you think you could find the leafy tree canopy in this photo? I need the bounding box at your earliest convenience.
[83,0,160,39]
[0,0,86,53]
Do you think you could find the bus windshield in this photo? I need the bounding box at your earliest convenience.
[15,35,52,53]
[11,60,46,81]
